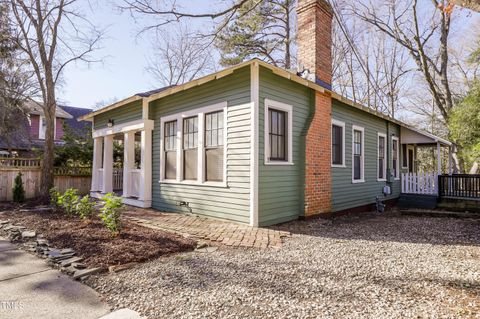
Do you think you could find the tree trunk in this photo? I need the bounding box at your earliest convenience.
[40,73,57,197]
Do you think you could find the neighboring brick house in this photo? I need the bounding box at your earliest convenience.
[0,102,92,157]
[80,0,452,226]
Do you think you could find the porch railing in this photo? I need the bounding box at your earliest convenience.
[438,174,480,199]
[113,168,123,191]
[401,172,438,195]
[0,157,41,168]
[130,169,141,197]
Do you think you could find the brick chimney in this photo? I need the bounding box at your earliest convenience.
[297,0,333,218]
[297,0,333,90]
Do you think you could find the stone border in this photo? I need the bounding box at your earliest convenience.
[0,217,103,281]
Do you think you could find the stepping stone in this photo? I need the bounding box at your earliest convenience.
[60,256,83,267]
[52,253,75,262]
[36,239,49,246]
[47,249,61,259]
[21,231,36,239]
[73,267,103,279]
[72,262,87,269]
[195,246,218,253]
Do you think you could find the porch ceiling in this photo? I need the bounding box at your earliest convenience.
[401,126,451,146]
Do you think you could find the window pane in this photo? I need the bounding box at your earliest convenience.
[205,111,224,147]
[183,117,198,149]
[184,149,197,180]
[402,144,407,166]
[378,159,384,179]
[354,156,361,180]
[332,125,343,165]
[164,121,177,151]
[165,151,176,179]
[206,148,223,182]
[268,109,287,161]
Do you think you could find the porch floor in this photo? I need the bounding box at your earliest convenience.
[124,208,291,249]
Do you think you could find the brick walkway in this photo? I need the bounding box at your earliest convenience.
[124,208,291,249]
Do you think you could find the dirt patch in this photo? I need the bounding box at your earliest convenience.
[0,207,196,268]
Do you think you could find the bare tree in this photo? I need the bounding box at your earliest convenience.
[8,0,103,197]
[146,25,216,86]
[449,0,480,12]
[120,0,258,34]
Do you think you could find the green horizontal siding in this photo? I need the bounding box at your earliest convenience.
[150,67,251,224]
[258,66,313,226]
[93,100,142,130]
[332,99,401,211]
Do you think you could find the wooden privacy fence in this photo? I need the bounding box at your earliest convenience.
[0,158,92,201]
[438,174,480,199]
[401,172,438,195]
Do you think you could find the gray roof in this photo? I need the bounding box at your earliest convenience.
[58,105,92,134]
[136,86,173,98]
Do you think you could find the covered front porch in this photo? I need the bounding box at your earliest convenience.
[400,126,453,196]
[90,118,153,208]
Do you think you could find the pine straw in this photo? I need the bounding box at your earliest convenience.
[1,206,196,268]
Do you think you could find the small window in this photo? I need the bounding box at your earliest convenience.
[183,116,198,181]
[392,137,399,179]
[378,134,386,180]
[332,121,344,166]
[268,109,287,161]
[164,120,177,180]
[39,116,47,139]
[353,127,364,182]
[205,111,224,182]
[402,144,408,168]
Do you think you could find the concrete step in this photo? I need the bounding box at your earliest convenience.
[98,309,143,319]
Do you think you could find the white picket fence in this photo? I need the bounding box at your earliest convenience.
[401,172,438,195]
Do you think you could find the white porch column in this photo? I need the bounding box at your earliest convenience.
[436,142,442,175]
[123,131,135,197]
[102,134,114,193]
[91,137,103,191]
[139,128,152,204]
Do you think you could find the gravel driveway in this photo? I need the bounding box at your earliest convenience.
[87,211,480,319]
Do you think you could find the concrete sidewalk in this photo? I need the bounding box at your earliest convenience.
[0,238,110,319]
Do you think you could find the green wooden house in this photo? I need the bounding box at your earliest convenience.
[80,0,452,226]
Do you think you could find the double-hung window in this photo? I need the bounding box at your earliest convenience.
[205,111,224,182]
[392,137,399,180]
[331,119,345,166]
[269,109,286,161]
[264,99,293,165]
[377,133,387,181]
[183,117,198,181]
[352,126,364,182]
[160,102,227,185]
[164,120,177,180]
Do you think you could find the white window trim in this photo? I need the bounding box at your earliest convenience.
[377,132,387,182]
[392,136,400,180]
[39,116,57,140]
[159,102,228,187]
[352,125,365,183]
[331,119,346,168]
[264,99,293,165]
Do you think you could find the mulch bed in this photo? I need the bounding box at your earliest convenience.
[0,204,196,268]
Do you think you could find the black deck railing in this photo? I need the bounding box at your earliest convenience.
[438,174,480,199]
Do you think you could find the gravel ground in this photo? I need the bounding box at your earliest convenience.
[87,211,480,319]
